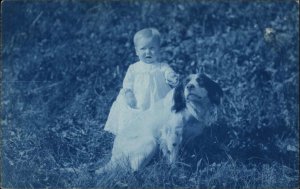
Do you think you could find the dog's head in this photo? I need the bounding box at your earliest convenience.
[172,73,223,114]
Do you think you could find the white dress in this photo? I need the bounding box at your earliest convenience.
[104,61,176,135]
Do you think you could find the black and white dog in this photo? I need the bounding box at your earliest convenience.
[96,73,223,173]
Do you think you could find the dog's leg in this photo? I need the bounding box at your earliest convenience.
[95,137,128,174]
[160,114,184,165]
[129,138,158,171]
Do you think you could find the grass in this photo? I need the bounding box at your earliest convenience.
[91,151,299,188]
[3,119,298,188]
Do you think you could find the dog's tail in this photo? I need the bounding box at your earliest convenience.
[95,158,131,175]
[94,161,116,175]
[95,166,105,175]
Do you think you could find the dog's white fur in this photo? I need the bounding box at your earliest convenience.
[96,74,222,173]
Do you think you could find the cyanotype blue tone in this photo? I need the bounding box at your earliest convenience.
[1,0,299,188]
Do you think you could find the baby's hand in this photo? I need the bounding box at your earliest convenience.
[166,72,179,87]
[124,89,137,108]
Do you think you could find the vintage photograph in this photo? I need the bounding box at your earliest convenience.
[1,0,299,188]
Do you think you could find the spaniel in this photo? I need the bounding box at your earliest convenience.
[96,73,223,174]
[160,73,223,164]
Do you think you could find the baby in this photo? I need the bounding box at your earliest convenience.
[104,28,179,135]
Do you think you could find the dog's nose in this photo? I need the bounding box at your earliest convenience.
[187,84,195,90]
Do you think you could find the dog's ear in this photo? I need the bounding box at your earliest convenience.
[172,83,186,113]
[209,80,223,105]
[196,66,204,74]
[202,75,223,105]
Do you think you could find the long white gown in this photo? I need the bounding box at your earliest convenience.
[104,61,176,135]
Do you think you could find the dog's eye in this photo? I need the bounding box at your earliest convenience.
[172,143,177,147]
[196,77,204,87]
[184,78,191,84]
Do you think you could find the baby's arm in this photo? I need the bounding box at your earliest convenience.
[163,64,179,87]
[166,72,179,87]
[122,65,137,108]
[123,89,137,108]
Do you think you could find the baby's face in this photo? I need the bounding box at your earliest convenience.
[135,37,160,64]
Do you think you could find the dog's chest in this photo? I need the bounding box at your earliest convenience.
[182,120,204,141]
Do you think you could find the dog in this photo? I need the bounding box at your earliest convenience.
[96,73,223,173]
[160,73,223,164]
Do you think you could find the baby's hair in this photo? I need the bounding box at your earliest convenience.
[133,28,161,46]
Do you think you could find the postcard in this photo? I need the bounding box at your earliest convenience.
[1,0,299,188]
